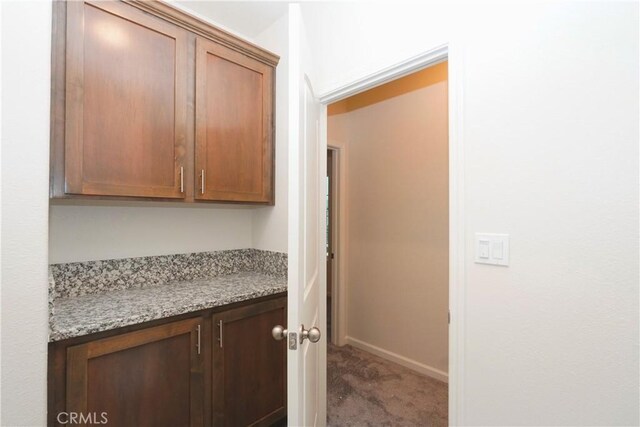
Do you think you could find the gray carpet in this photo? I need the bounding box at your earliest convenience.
[327,344,448,427]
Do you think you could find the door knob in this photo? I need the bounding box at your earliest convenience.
[301,325,321,343]
[272,325,287,341]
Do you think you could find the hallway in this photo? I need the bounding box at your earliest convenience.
[327,344,448,426]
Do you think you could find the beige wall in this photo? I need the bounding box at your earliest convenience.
[328,63,449,377]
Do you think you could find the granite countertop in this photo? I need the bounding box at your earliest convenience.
[50,271,287,342]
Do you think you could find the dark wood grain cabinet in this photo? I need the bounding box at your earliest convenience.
[62,1,188,199]
[212,298,287,426]
[63,317,205,426]
[49,295,287,427]
[51,0,278,204]
[195,38,274,203]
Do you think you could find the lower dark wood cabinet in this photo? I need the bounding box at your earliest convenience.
[49,294,287,427]
[212,297,287,427]
[64,317,205,427]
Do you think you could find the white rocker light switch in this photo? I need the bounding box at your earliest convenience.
[475,233,509,266]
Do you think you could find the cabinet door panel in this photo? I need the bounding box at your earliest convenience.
[195,38,274,203]
[65,1,187,198]
[66,318,204,427]
[212,298,286,426]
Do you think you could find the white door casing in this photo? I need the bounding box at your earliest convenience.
[287,4,327,426]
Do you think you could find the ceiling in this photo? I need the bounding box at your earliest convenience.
[173,1,289,38]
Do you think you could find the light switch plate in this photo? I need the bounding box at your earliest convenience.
[475,233,509,266]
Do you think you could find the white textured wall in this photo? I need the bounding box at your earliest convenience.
[1,1,51,424]
[301,2,452,96]
[49,204,254,263]
[305,1,640,425]
[461,4,639,425]
[252,13,289,253]
[329,73,449,377]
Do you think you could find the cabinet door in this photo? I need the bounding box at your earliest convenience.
[65,1,188,198]
[65,318,204,427]
[212,297,286,426]
[195,38,274,203]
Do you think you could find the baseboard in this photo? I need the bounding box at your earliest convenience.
[345,336,449,383]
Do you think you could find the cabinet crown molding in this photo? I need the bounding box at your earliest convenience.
[123,0,280,67]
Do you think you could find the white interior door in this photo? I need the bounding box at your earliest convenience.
[287,4,327,426]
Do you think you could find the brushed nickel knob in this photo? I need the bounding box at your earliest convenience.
[301,325,321,343]
[272,325,287,341]
[307,327,321,343]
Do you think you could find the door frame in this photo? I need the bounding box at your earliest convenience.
[317,42,465,426]
[325,145,344,346]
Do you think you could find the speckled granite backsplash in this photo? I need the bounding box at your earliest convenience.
[49,249,287,300]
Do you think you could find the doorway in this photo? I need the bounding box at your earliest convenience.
[325,60,450,426]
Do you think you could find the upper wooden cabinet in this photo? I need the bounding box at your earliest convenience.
[195,38,274,203]
[51,0,278,204]
[63,1,188,199]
